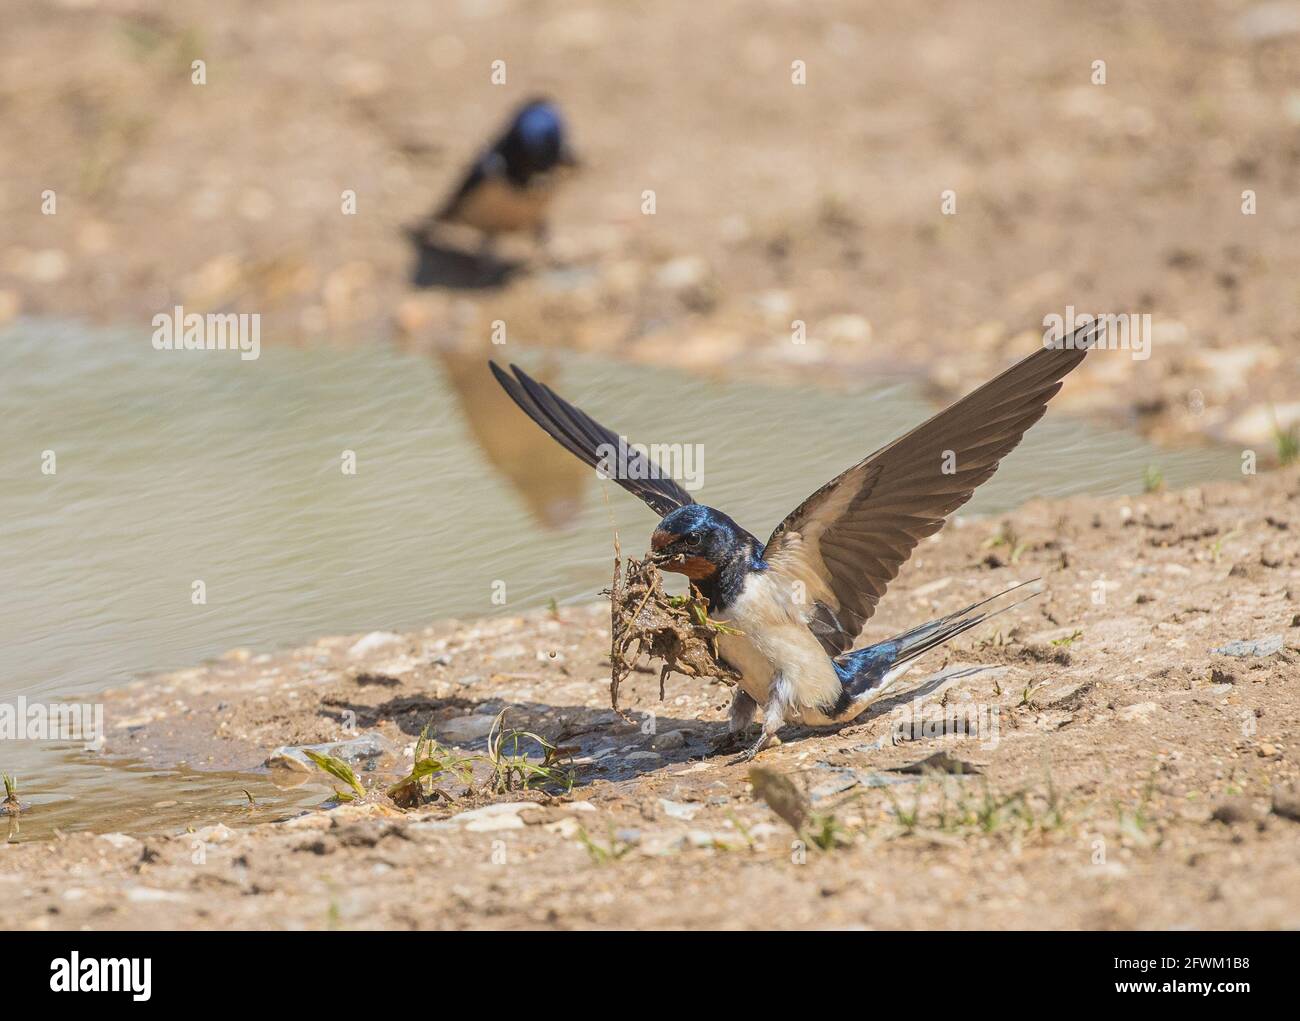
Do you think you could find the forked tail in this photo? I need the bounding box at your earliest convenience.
[834,579,1041,701]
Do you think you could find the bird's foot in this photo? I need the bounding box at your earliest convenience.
[727,732,781,765]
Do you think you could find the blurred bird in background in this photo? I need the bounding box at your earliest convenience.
[415,97,578,257]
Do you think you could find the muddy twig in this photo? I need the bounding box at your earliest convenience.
[605,538,740,719]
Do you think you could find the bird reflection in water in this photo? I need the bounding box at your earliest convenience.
[431,344,589,531]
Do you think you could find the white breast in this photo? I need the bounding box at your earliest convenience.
[715,571,842,722]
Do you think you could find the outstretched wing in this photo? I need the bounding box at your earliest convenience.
[763,321,1102,656]
[489,362,696,517]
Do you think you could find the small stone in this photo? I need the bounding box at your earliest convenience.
[658,798,699,821]
[1212,635,1284,657]
[683,830,720,848]
[281,813,331,831]
[97,833,142,853]
[625,750,662,762]
[194,823,235,844]
[125,887,186,903]
[348,631,404,658]
[450,802,536,832]
[650,729,686,751]
[26,249,69,283]
[433,713,498,744]
[1119,702,1161,722]
[1270,787,1300,823]
[266,732,394,771]
[1258,743,1279,758]
[543,817,581,838]
[655,255,710,291]
[1210,798,1256,825]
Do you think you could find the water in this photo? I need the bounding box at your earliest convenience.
[0,320,1242,838]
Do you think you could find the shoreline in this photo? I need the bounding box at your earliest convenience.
[2,467,1297,929]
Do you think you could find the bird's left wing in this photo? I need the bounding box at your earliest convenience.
[489,362,696,517]
[763,322,1101,656]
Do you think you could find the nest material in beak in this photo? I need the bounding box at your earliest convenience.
[604,553,741,719]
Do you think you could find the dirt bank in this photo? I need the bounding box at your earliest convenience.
[2,468,1297,929]
[3,0,1299,455]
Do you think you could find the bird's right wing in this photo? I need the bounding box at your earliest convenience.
[489,362,696,517]
[762,320,1102,656]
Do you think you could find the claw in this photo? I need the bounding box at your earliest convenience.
[727,731,780,765]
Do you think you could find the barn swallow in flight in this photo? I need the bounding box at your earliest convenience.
[490,321,1100,759]
[428,97,577,244]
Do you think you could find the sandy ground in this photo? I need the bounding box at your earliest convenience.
[2,0,1299,454]
[2,468,1297,930]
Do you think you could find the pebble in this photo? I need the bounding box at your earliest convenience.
[1271,787,1300,823]
[97,832,142,853]
[434,713,498,744]
[655,255,710,292]
[194,823,235,844]
[1212,635,1284,658]
[281,813,331,831]
[449,802,537,832]
[658,798,700,821]
[1118,702,1162,722]
[347,631,404,658]
[126,887,187,903]
[650,729,686,751]
[266,732,393,771]
[1210,798,1257,825]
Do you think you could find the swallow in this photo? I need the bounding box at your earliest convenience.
[430,97,577,242]
[490,320,1101,759]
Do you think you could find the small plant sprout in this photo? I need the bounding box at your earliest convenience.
[486,710,575,793]
[1,774,19,815]
[386,723,475,807]
[1050,629,1083,647]
[1142,463,1164,493]
[1271,409,1299,466]
[576,825,632,864]
[982,523,1027,563]
[301,750,366,802]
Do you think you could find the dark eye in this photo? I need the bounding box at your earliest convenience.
[686,533,701,547]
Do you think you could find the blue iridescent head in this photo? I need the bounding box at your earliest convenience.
[500,99,576,181]
[649,504,746,581]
